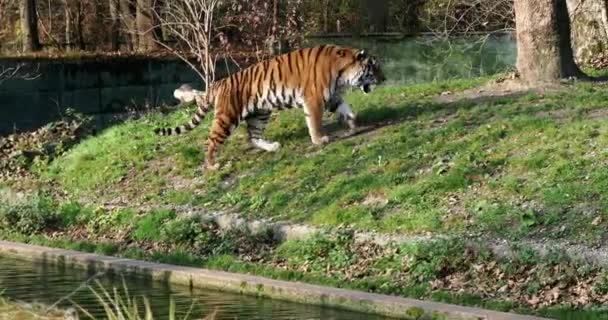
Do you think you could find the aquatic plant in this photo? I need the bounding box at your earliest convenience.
[72,279,218,320]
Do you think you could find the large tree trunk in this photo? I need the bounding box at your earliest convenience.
[20,0,41,52]
[567,0,608,65]
[135,0,158,51]
[514,0,583,85]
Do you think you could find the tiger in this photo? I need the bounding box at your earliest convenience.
[173,84,203,104]
[154,44,385,170]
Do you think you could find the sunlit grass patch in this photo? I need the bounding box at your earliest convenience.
[32,78,608,245]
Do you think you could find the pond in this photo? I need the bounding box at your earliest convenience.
[0,257,391,320]
[306,34,517,84]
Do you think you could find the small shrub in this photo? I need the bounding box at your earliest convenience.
[95,242,120,255]
[85,208,135,234]
[276,230,355,272]
[593,272,608,296]
[160,216,213,248]
[132,209,176,241]
[57,201,95,227]
[122,247,146,260]
[401,238,469,282]
[0,197,57,234]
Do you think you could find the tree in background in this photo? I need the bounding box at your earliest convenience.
[514,0,585,85]
[19,0,40,52]
[365,0,389,32]
[421,0,514,37]
[136,0,160,51]
[567,0,608,65]
[221,0,304,59]
[390,0,423,33]
[154,0,221,89]
[109,0,120,50]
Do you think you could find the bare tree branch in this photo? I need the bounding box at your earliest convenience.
[0,63,40,84]
[152,0,221,91]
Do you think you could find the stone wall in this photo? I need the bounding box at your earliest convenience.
[0,57,234,135]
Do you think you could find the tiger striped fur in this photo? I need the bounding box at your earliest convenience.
[154,44,385,170]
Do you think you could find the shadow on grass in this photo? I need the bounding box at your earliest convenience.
[327,91,531,143]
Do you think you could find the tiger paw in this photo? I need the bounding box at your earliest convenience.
[252,139,281,152]
[204,162,220,171]
[347,119,357,130]
[267,142,281,152]
[312,135,330,145]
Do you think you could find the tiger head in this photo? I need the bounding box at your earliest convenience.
[341,49,386,94]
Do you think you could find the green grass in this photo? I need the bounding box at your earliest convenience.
[34,77,608,246]
[7,77,608,318]
[3,227,608,320]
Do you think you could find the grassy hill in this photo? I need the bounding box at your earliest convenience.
[4,77,608,318]
[38,77,608,246]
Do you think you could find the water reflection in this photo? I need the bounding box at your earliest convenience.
[307,34,517,84]
[0,257,391,320]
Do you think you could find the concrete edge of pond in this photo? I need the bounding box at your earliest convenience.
[0,240,551,320]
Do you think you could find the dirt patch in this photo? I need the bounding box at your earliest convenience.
[0,115,93,181]
[536,109,573,122]
[361,192,389,207]
[587,108,608,120]
[434,74,567,105]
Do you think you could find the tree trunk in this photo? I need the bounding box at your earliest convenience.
[514,0,583,85]
[75,1,84,50]
[404,0,422,32]
[20,0,41,52]
[119,0,136,51]
[322,0,329,33]
[265,0,279,55]
[567,0,608,65]
[365,0,389,32]
[135,0,158,51]
[64,0,71,50]
[109,0,120,50]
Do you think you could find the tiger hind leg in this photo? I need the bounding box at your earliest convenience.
[205,112,237,171]
[246,113,280,152]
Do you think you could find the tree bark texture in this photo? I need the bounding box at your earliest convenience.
[119,0,136,51]
[514,0,583,84]
[365,0,389,32]
[567,0,608,64]
[109,0,120,50]
[135,0,158,51]
[64,0,71,50]
[20,0,41,52]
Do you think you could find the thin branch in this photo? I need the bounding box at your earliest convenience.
[0,63,41,84]
[152,0,221,91]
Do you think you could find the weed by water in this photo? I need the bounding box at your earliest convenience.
[132,209,176,242]
[0,194,57,234]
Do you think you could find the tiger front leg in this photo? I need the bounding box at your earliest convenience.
[334,99,357,130]
[304,98,329,145]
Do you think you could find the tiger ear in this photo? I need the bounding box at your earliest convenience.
[356,49,367,61]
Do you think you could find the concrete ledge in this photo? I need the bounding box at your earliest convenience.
[0,240,550,320]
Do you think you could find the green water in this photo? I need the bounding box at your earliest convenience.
[306,34,517,84]
[0,257,392,320]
